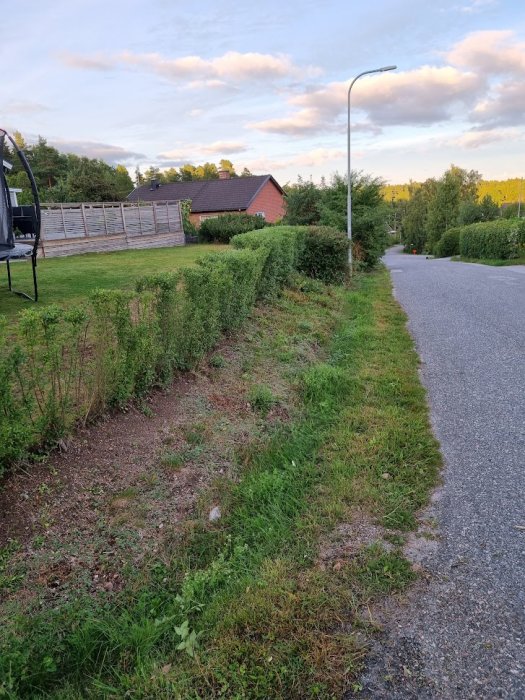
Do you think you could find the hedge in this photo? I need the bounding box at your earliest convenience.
[0,226,320,476]
[434,227,461,257]
[297,226,349,283]
[459,219,525,260]
[199,213,266,243]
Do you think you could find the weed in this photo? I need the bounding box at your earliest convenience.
[248,384,278,416]
[209,354,226,368]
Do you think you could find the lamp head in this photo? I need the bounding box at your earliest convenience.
[379,65,397,71]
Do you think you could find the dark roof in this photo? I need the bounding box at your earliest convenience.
[127,175,284,213]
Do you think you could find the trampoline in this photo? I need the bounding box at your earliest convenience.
[0,128,41,301]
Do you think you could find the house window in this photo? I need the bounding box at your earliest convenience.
[255,211,266,219]
[200,214,219,222]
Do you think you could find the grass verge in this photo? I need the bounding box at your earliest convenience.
[0,269,441,698]
[452,255,525,266]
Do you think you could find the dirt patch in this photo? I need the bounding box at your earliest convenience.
[0,293,331,614]
[318,508,395,571]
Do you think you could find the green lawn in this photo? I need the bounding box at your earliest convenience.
[0,244,228,320]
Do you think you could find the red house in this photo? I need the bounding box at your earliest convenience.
[128,170,285,226]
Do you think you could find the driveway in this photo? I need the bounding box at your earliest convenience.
[356,248,525,699]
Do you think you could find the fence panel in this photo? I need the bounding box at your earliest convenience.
[39,201,184,257]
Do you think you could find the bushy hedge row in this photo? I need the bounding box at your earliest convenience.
[199,213,266,243]
[459,219,525,259]
[297,226,349,283]
[434,227,461,257]
[0,226,321,476]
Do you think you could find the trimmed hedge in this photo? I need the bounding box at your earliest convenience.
[434,227,461,257]
[231,225,306,299]
[0,227,306,476]
[0,224,353,475]
[459,219,525,260]
[297,226,349,283]
[199,213,266,243]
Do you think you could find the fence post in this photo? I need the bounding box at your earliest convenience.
[81,204,88,237]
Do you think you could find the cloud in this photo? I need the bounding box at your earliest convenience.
[444,31,525,128]
[49,139,145,164]
[58,51,115,71]
[446,30,525,75]
[449,127,521,149]
[471,80,525,127]
[458,0,497,13]
[158,140,248,162]
[59,49,321,85]
[250,66,483,135]
[2,100,50,115]
[245,147,345,174]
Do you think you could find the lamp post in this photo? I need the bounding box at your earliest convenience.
[347,65,396,271]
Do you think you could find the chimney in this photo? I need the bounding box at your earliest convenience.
[150,178,160,190]
[218,169,230,180]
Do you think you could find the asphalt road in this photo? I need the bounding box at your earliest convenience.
[356,248,525,699]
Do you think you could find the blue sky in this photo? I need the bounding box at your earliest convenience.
[2,0,524,186]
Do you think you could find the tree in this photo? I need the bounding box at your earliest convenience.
[219,159,236,177]
[240,167,253,177]
[26,137,68,189]
[426,166,481,251]
[401,179,436,253]
[479,194,499,221]
[283,177,321,225]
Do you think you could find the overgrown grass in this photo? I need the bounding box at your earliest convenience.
[0,270,441,698]
[0,244,228,320]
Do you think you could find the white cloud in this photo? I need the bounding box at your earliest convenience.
[49,139,145,163]
[158,140,248,162]
[58,51,114,71]
[245,147,345,174]
[2,100,50,115]
[459,0,498,13]
[59,49,321,85]
[447,30,525,75]
[449,127,521,149]
[250,66,483,135]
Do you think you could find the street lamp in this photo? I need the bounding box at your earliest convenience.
[347,65,396,271]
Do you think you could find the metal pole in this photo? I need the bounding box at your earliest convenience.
[347,65,396,273]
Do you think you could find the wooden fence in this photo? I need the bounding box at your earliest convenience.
[39,201,184,257]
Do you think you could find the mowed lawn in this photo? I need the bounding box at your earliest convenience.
[0,244,228,321]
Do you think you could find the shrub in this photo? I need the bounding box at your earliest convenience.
[0,225,346,476]
[298,226,349,283]
[199,213,266,243]
[231,226,306,300]
[459,219,525,260]
[434,227,460,257]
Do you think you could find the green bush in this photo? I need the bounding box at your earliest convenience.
[0,225,346,476]
[231,225,306,299]
[199,213,266,243]
[298,226,349,283]
[434,227,461,257]
[459,219,525,259]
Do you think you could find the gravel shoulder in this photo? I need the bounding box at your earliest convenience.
[355,248,525,699]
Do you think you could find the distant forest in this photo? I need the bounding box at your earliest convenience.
[383,177,525,206]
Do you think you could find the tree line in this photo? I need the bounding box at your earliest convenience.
[383,176,525,207]
[4,132,135,204]
[138,159,252,185]
[3,132,254,205]
[398,165,508,253]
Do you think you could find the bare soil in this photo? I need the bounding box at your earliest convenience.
[0,301,312,613]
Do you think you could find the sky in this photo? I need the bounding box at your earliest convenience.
[2,0,525,186]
